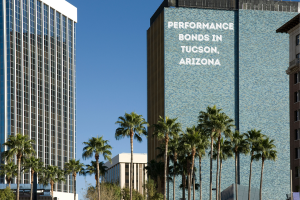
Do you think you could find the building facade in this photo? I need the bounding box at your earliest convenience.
[103,153,147,195]
[0,0,77,197]
[147,0,299,199]
[277,14,300,193]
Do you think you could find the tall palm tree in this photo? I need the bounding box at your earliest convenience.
[2,133,36,200]
[0,162,18,188]
[24,157,44,200]
[198,105,221,200]
[85,161,108,183]
[195,128,210,200]
[65,159,85,200]
[211,138,233,200]
[182,126,201,200]
[115,112,148,200]
[229,131,249,200]
[39,165,66,200]
[213,112,234,200]
[253,137,277,200]
[169,135,180,200]
[245,129,265,200]
[82,136,112,200]
[152,116,181,200]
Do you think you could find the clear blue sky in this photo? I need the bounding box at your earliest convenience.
[65,0,162,199]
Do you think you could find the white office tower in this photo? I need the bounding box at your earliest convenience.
[0,0,77,199]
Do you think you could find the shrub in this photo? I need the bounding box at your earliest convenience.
[143,178,163,200]
[0,187,15,200]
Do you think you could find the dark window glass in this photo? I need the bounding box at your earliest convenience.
[295,92,298,103]
[295,73,298,84]
[296,148,299,159]
[296,129,299,140]
[297,34,300,46]
[296,167,299,178]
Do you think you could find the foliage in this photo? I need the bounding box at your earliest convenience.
[122,187,144,200]
[84,183,122,200]
[65,159,85,177]
[82,136,112,162]
[0,187,15,200]
[143,179,164,200]
[0,162,18,185]
[85,161,108,181]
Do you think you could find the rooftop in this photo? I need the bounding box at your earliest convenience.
[276,14,300,33]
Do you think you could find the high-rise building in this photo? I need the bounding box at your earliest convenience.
[147,0,299,199]
[277,14,300,193]
[0,0,77,198]
[103,153,147,195]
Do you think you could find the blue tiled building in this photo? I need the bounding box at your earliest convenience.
[147,0,299,199]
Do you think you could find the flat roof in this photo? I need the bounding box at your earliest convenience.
[41,0,77,22]
[276,14,300,33]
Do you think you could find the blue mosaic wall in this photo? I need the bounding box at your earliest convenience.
[164,7,297,200]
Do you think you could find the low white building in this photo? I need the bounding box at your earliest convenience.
[103,153,147,195]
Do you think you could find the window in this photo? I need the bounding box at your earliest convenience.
[296,129,300,140]
[296,148,300,159]
[297,53,300,60]
[295,110,300,121]
[295,91,300,103]
[296,167,299,177]
[297,34,300,46]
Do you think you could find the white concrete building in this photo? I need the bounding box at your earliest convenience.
[103,153,147,195]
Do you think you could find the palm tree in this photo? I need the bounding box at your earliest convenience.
[195,128,210,200]
[24,157,44,200]
[169,135,180,200]
[39,165,66,200]
[0,162,18,188]
[211,138,233,200]
[115,112,148,200]
[85,161,108,183]
[245,129,265,200]
[2,133,36,200]
[82,136,112,200]
[152,116,181,200]
[145,159,164,189]
[198,105,221,200]
[253,137,277,200]
[182,126,201,200]
[213,112,234,200]
[65,159,85,200]
[229,130,249,200]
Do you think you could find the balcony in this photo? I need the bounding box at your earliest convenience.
[287,58,300,74]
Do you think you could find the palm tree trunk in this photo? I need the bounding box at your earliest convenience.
[130,133,134,200]
[187,159,191,200]
[235,152,238,200]
[193,173,195,200]
[219,160,222,200]
[30,170,34,200]
[210,135,214,200]
[183,173,186,200]
[199,157,202,200]
[8,179,11,189]
[173,163,176,200]
[164,135,169,200]
[51,181,54,200]
[248,154,253,200]
[74,174,76,200]
[96,155,100,200]
[216,135,221,200]
[17,157,21,200]
[190,151,195,200]
[167,157,169,200]
[260,158,264,200]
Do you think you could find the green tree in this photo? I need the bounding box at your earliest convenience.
[182,126,201,200]
[195,128,210,200]
[253,137,277,200]
[143,178,164,200]
[152,116,181,200]
[168,135,181,200]
[85,161,107,183]
[115,112,148,200]
[2,133,35,200]
[244,129,264,200]
[145,159,164,189]
[229,131,249,200]
[212,112,234,200]
[39,165,66,200]
[23,156,44,200]
[0,187,15,200]
[211,138,233,200]
[82,136,112,200]
[0,162,18,188]
[65,159,85,200]
[198,105,220,200]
